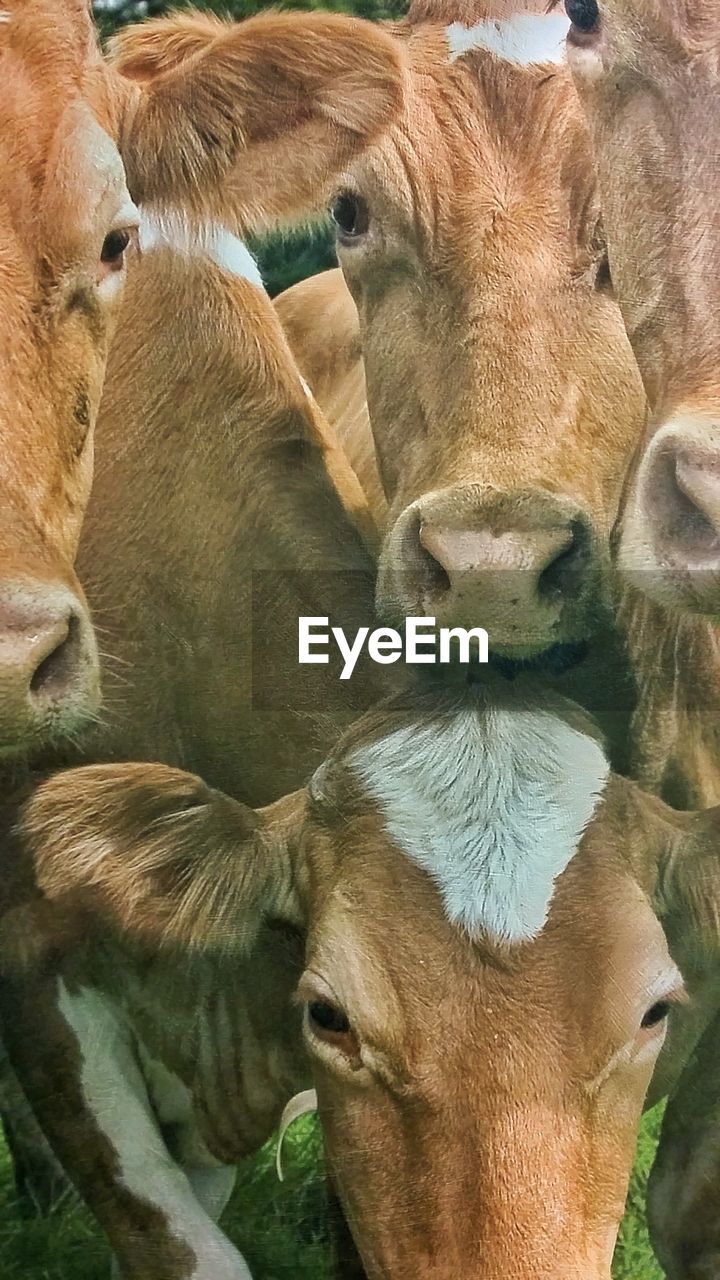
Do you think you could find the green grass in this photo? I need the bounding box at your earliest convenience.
[0,1111,664,1278]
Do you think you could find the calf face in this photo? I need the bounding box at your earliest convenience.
[332,4,645,661]
[0,3,403,757]
[12,684,720,1279]
[561,0,720,614]
[296,689,702,1279]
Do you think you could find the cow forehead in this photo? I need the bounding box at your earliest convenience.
[347,700,609,944]
[0,8,124,262]
[346,28,589,266]
[306,824,676,1082]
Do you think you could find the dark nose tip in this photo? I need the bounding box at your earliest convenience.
[0,586,98,748]
[28,613,83,703]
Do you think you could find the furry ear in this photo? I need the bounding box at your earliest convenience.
[5,764,307,964]
[109,11,226,82]
[112,9,405,230]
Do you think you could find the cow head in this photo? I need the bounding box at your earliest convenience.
[329,2,645,664]
[560,0,720,615]
[16,681,720,1278]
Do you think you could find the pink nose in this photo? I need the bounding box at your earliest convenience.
[0,584,99,750]
[415,517,590,654]
[419,524,577,585]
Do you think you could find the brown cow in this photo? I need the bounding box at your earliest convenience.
[552,1,720,804]
[275,0,647,763]
[69,236,385,806]
[559,0,720,617]
[275,11,720,1263]
[0,224,391,1211]
[560,3,720,1271]
[0,1,402,755]
[3,680,720,1279]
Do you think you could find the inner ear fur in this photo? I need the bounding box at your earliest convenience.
[1,766,308,973]
[108,10,227,82]
[112,9,405,228]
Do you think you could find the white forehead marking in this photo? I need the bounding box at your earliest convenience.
[139,211,265,289]
[350,703,609,944]
[446,13,570,66]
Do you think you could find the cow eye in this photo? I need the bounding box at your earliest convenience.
[101,229,131,269]
[565,0,599,33]
[309,1000,351,1035]
[330,192,370,243]
[641,1001,671,1030]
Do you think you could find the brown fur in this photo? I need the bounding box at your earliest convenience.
[48,248,386,805]
[0,3,403,756]
[275,269,386,528]
[564,11,720,1256]
[274,4,646,766]
[5,690,720,1278]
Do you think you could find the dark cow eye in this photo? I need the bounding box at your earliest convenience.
[641,1001,671,1030]
[330,192,370,242]
[309,1000,351,1035]
[565,0,600,33]
[101,229,131,270]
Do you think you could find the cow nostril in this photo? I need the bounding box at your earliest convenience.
[420,544,452,596]
[670,454,720,549]
[30,615,82,702]
[538,522,589,601]
[418,525,452,596]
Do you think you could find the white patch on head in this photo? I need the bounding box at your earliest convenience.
[139,212,265,289]
[350,701,609,944]
[57,982,253,1279]
[446,13,570,66]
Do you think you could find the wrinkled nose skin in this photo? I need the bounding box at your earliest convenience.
[0,583,99,754]
[377,487,603,657]
[620,414,720,613]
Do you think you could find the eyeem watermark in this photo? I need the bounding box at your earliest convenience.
[299,616,489,680]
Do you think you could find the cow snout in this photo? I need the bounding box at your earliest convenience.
[620,414,720,612]
[0,584,99,752]
[378,489,600,657]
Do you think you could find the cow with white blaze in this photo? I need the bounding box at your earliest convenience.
[3,681,720,1278]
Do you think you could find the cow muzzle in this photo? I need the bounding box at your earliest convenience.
[377,486,603,658]
[0,579,99,755]
[620,412,720,614]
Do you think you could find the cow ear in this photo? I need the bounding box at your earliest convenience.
[1,765,308,971]
[654,806,720,963]
[112,10,405,231]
